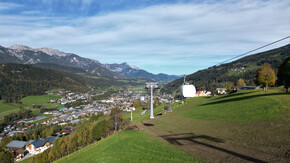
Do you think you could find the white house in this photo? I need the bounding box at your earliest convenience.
[26,138,54,155]
[216,88,227,94]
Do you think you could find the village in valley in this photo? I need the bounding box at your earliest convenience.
[0,84,223,162]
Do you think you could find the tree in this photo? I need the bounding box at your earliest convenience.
[237,78,246,88]
[110,108,124,132]
[96,111,104,120]
[133,99,142,108]
[277,57,290,93]
[0,137,12,148]
[89,113,98,122]
[255,63,276,91]
[225,82,233,93]
[0,147,14,163]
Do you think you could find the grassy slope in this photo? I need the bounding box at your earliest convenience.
[19,157,32,163]
[141,89,290,157]
[182,89,289,122]
[0,100,20,118]
[54,89,289,162]
[55,131,199,163]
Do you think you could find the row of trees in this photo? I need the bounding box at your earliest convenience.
[223,57,290,93]
[12,124,63,141]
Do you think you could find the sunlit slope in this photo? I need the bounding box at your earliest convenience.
[182,89,290,122]
[55,89,289,162]
[55,131,199,163]
[139,89,290,160]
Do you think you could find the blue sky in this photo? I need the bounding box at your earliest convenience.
[0,0,290,75]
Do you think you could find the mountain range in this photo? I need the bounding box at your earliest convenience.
[161,44,290,96]
[104,62,181,82]
[0,45,180,82]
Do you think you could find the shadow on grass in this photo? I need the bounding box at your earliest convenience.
[201,92,285,106]
[143,123,154,126]
[215,91,255,100]
[160,133,266,163]
[160,133,224,145]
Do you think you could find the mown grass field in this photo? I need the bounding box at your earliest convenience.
[55,131,199,163]
[0,100,20,119]
[21,95,61,106]
[0,94,62,119]
[182,89,289,122]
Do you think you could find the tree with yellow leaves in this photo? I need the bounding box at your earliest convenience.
[237,78,246,88]
[255,63,275,91]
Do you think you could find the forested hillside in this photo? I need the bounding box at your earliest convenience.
[161,44,290,95]
[32,63,86,73]
[0,63,148,103]
[0,63,89,103]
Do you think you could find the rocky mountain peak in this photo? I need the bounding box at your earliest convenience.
[9,44,33,51]
[120,62,140,70]
[35,47,68,57]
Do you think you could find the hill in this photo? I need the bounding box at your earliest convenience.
[52,88,289,162]
[137,89,289,162]
[0,63,149,103]
[55,131,198,163]
[0,63,88,103]
[161,44,290,95]
[32,63,86,74]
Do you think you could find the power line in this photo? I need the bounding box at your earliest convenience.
[215,35,290,66]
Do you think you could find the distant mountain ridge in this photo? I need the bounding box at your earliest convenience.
[104,62,180,82]
[0,44,179,82]
[161,44,290,95]
[1,44,100,69]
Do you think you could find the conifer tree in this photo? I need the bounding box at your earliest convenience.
[277,57,290,93]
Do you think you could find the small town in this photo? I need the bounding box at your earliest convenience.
[0,85,224,162]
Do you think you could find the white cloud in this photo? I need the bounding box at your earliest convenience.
[0,2,22,11]
[0,0,289,74]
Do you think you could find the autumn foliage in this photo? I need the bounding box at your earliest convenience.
[255,63,275,91]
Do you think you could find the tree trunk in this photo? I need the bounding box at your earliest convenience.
[286,87,289,94]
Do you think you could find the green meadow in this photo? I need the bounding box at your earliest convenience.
[55,131,199,163]
[0,100,20,119]
[21,95,61,105]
